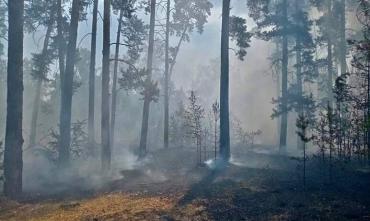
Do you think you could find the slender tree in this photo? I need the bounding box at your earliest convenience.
[165,0,212,149]
[248,0,292,152]
[164,0,171,149]
[139,0,156,158]
[58,0,81,167]
[110,7,124,149]
[101,0,111,170]
[88,0,98,152]
[57,0,66,90]
[219,0,231,161]
[279,0,289,152]
[3,0,25,198]
[29,21,54,148]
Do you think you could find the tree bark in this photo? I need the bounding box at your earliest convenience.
[339,0,346,76]
[164,0,171,149]
[101,0,111,171]
[296,39,303,150]
[139,0,156,158]
[327,0,334,108]
[57,0,65,92]
[110,9,124,151]
[219,0,230,161]
[4,0,24,199]
[29,20,54,148]
[88,0,98,153]
[295,0,303,150]
[279,0,288,153]
[58,0,80,168]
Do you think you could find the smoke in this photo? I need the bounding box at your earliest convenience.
[22,145,141,195]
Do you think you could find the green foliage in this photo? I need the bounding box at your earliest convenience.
[30,49,56,81]
[172,0,213,36]
[184,91,205,141]
[140,79,160,103]
[45,120,89,162]
[296,114,315,143]
[229,16,252,60]
[121,14,147,62]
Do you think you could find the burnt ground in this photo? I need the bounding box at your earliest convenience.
[1,147,370,221]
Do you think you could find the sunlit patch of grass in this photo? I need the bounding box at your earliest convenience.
[0,193,181,221]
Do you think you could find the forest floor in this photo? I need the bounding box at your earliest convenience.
[1,147,370,221]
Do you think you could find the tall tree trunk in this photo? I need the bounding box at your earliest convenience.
[296,39,303,150]
[88,0,98,153]
[101,0,111,171]
[29,21,54,148]
[164,0,170,149]
[327,0,334,108]
[367,59,370,164]
[339,0,346,76]
[58,0,80,168]
[279,0,288,153]
[3,0,24,199]
[139,0,156,158]
[219,0,230,161]
[295,1,303,150]
[274,40,281,146]
[57,0,65,92]
[110,9,124,150]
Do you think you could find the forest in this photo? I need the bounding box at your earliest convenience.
[0,0,370,220]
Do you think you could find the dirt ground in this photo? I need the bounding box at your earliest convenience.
[1,148,370,221]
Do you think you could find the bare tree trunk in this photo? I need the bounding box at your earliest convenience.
[101,0,111,171]
[295,1,303,150]
[110,9,124,151]
[339,0,346,76]
[214,118,217,160]
[59,0,80,168]
[219,0,230,161]
[139,0,156,158]
[3,0,24,199]
[57,0,65,91]
[279,0,288,153]
[327,0,334,108]
[164,0,170,149]
[29,20,54,148]
[367,59,370,164]
[88,0,98,153]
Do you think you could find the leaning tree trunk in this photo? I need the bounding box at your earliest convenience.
[279,0,288,153]
[110,9,124,151]
[88,0,98,153]
[164,0,171,149]
[59,0,80,168]
[29,20,54,148]
[139,0,156,158]
[101,0,111,171]
[3,0,24,199]
[219,0,230,161]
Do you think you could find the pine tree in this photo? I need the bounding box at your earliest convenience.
[58,0,82,168]
[4,0,25,199]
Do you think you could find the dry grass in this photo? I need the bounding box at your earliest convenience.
[0,193,195,221]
